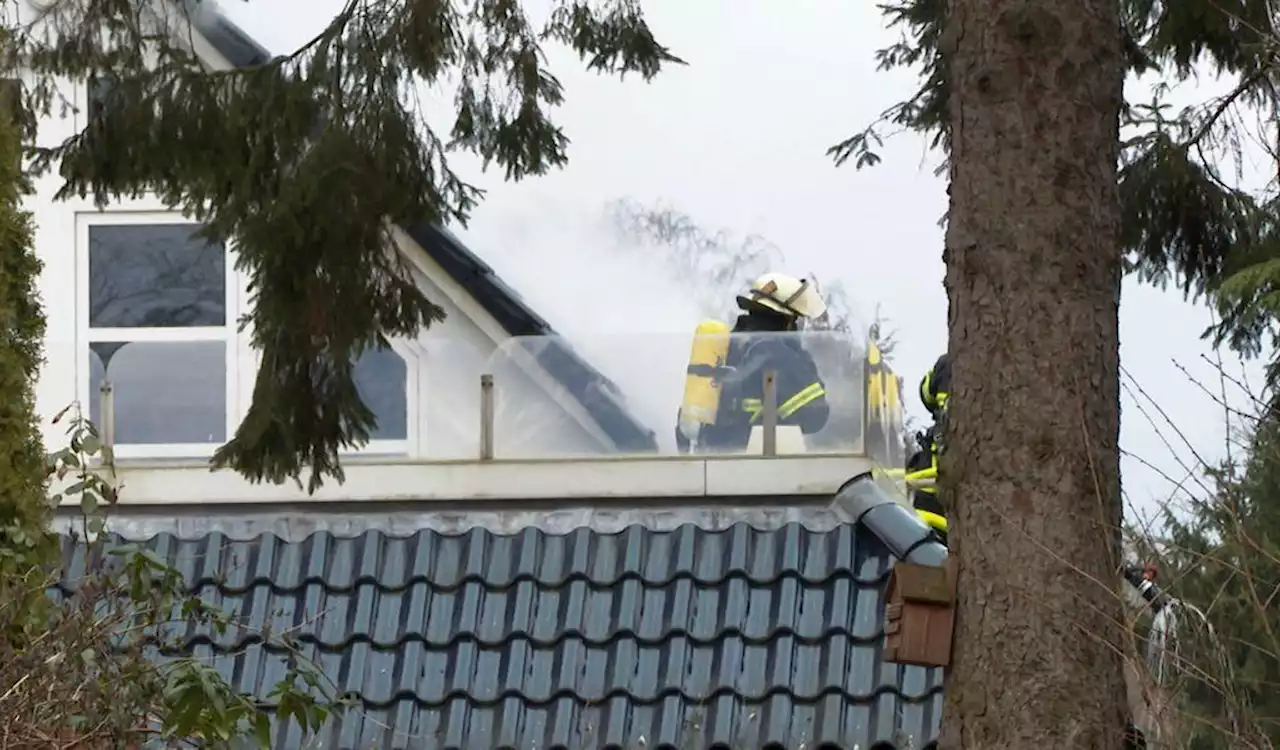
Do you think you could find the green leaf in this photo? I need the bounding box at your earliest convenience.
[252,713,272,748]
[80,433,101,455]
[79,489,98,515]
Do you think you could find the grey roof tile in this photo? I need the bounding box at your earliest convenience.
[57,522,943,749]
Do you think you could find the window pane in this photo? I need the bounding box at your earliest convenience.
[89,341,226,445]
[89,224,225,328]
[87,74,118,120]
[354,347,407,441]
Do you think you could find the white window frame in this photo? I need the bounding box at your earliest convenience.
[335,336,423,458]
[76,210,239,459]
[77,209,423,460]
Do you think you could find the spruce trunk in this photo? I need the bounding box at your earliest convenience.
[938,0,1129,747]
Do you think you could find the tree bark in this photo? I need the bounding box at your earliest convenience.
[938,0,1128,748]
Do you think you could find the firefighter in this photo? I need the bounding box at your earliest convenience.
[676,273,831,453]
[919,352,951,420]
[908,353,950,517]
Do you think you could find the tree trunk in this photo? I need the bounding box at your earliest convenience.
[938,0,1128,747]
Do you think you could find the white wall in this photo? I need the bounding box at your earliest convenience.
[28,74,86,453]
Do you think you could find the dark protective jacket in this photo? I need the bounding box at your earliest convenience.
[907,428,946,516]
[919,353,951,418]
[693,311,830,452]
[909,352,951,516]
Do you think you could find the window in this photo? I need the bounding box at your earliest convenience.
[87,74,117,121]
[353,346,409,442]
[78,213,419,459]
[83,220,231,457]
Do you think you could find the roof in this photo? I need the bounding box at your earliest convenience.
[57,499,946,750]
[185,6,658,454]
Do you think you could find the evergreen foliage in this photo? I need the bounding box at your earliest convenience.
[14,0,681,490]
[0,19,333,747]
[836,0,1280,382]
[0,65,48,546]
[1152,415,1280,748]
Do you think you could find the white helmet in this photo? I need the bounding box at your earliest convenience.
[743,272,828,319]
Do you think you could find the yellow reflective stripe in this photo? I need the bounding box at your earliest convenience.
[904,466,936,483]
[777,382,825,419]
[743,382,825,423]
[917,509,948,533]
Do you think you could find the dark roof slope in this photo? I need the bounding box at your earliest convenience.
[187,8,658,454]
[58,520,944,750]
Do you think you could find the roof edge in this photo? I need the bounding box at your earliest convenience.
[185,1,274,66]
[54,501,851,543]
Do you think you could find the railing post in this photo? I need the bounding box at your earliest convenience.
[98,380,115,451]
[862,343,873,457]
[762,369,777,457]
[479,373,494,461]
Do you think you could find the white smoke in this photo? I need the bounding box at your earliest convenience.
[455,194,876,453]
[455,195,716,449]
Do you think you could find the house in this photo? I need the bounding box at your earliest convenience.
[33,2,945,748]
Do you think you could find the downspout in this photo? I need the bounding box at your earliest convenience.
[832,471,948,566]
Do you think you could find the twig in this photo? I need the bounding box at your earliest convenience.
[0,674,30,704]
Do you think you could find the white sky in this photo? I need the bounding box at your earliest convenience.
[220,0,1271,523]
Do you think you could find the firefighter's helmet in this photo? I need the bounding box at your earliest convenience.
[741,272,828,319]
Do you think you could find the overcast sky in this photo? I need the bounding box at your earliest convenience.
[219,0,1271,522]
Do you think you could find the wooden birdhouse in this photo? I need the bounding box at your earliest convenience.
[883,558,959,668]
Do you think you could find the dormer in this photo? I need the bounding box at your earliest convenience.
[23,0,906,506]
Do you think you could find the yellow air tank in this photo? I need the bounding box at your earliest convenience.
[680,319,732,428]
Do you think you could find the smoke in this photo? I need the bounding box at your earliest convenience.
[454,194,718,449]
[454,194,879,454]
